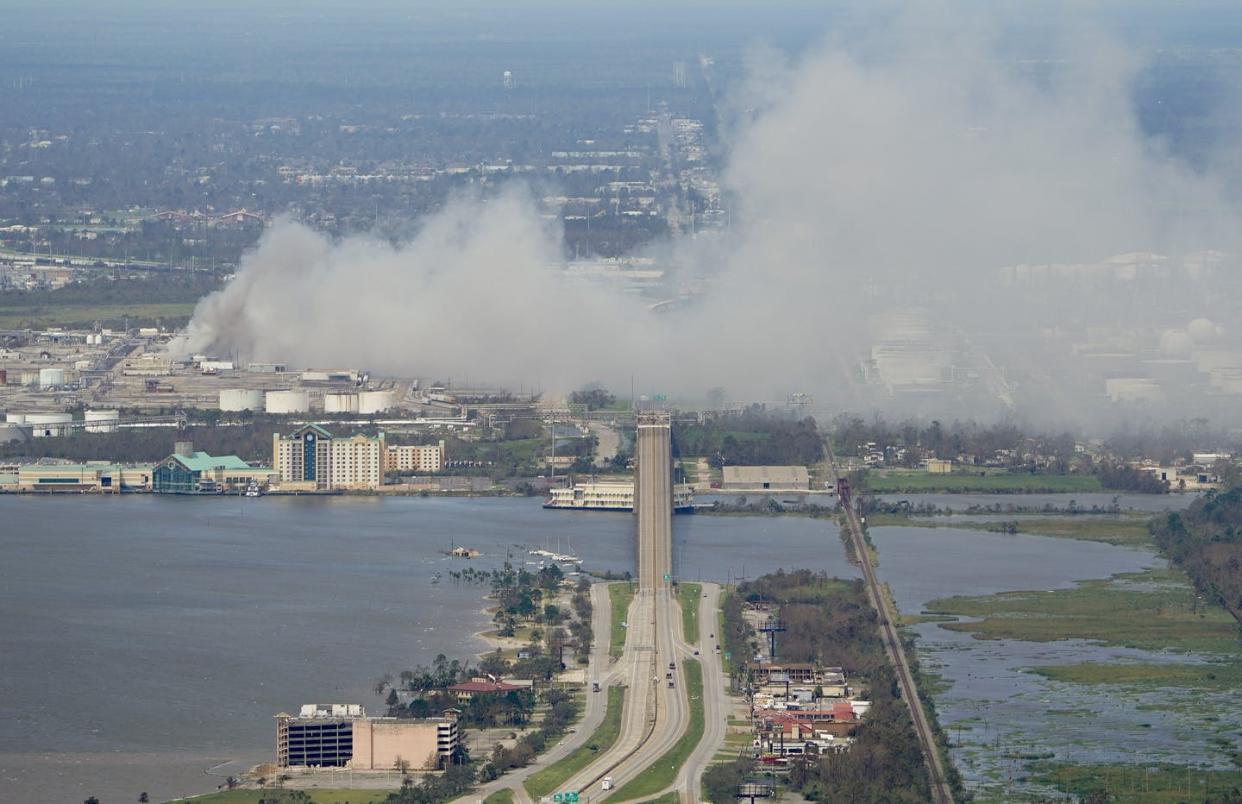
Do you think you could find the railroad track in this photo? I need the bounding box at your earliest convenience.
[828,443,954,804]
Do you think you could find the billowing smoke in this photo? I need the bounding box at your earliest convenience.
[177,8,1242,425]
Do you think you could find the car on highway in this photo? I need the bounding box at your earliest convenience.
[592,681,601,692]
[602,776,613,791]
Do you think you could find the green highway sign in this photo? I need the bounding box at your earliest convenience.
[553,793,580,803]
[664,573,670,582]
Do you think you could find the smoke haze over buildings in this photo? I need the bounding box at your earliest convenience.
[177,6,1242,428]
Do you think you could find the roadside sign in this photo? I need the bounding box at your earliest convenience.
[553,793,580,803]
[663,573,670,582]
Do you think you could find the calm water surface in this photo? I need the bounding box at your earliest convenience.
[0,495,852,803]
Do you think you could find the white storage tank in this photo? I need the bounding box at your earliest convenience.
[357,390,395,415]
[265,389,310,414]
[6,412,28,424]
[324,392,360,414]
[220,388,266,411]
[85,409,120,433]
[38,368,66,388]
[27,412,73,437]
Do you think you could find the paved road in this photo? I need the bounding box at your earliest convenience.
[554,414,695,801]
[586,421,621,468]
[456,582,613,804]
[829,446,955,804]
[677,582,728,802]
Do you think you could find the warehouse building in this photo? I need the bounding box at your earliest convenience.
[720,465,810,491]
[273,424,385,491]
[275,705,458,770]
[5,462,152,493]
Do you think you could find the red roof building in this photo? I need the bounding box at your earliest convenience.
[447,680,526,701]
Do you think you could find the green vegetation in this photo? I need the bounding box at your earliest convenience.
[672,409,824,467]
[481,790,515,804]
[609,582,635,659]
[638,794,680,804]
[1152,487,1242,621]
[866,513,1154,547]
[1028,761,1242,803]
[569,385,629,412]
[0,273,221,329]
[861,470,1102,494]
[678,582,701,643]
[0,301,196,329]
[702,756,755,803]
[927,568,1242,655]
[524,686,626,800]
[611,659,704,802]
[1034,660,1242,690]
[480,689,582,780]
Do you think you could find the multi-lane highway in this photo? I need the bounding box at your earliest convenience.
[469,413,727,803]
[557,413,692,800]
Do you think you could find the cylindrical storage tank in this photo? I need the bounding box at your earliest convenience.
[324,392,360,414]
[26,412,73,437]
[38,368,66,388]
[85,409,120,433]
[357,390,395,415]
[265,389,310,414]
[6,412,28,424]
[219,388,265,412]
[0,369,7,385]
[20,371,39,386]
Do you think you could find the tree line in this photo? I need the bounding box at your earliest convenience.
[1151,487,1242,621]
[674,409,825,468]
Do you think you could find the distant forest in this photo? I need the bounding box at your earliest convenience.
[0,273,222,307]
[673,409,824,467]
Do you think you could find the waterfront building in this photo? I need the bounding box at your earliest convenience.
[276,704,458,770]
[446,679,528,702]
[386,440,446,473]
[8,462,152,493]
[544,479,694,512]
[720,465,810,491]
[272,424,385,491]
[152,442,275,493]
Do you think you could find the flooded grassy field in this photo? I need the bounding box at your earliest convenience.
[870,493,1242,801]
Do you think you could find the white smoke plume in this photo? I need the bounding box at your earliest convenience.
[177,8,1242,424]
